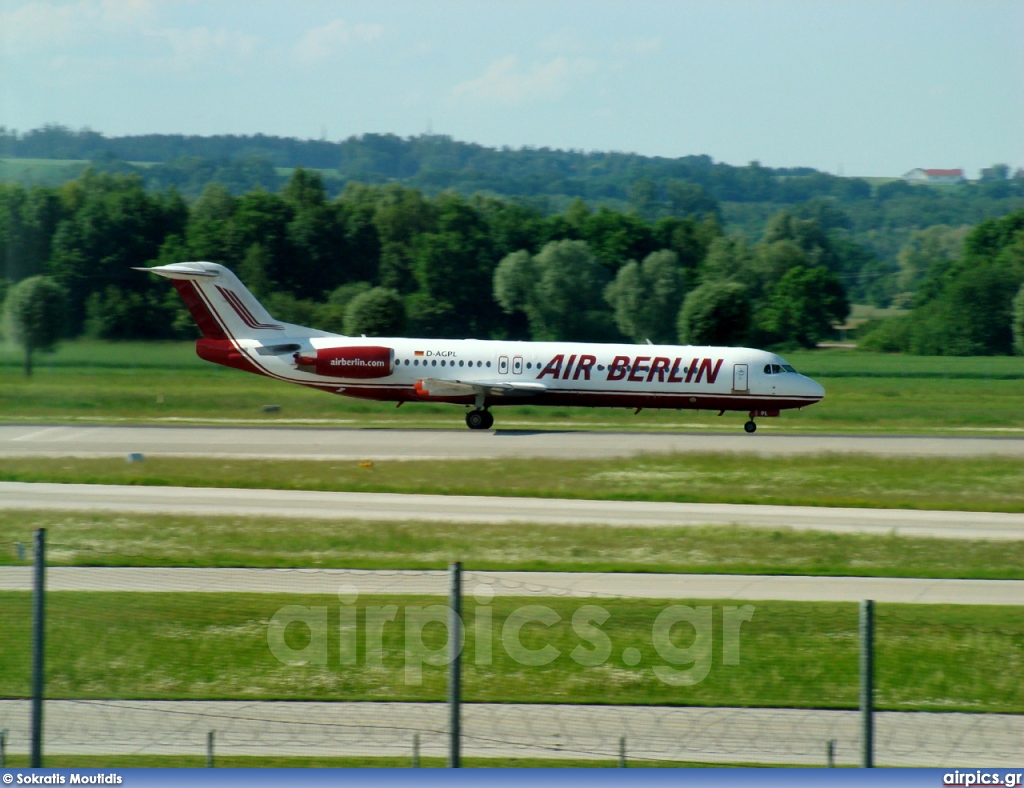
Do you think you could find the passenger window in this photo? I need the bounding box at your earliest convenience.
[432,360,437,367]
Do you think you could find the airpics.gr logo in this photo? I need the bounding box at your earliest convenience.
[267,586,755,687]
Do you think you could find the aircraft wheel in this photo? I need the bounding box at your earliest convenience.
[466,410,488,430]
[481,410,494,430]
[744,420,757,434]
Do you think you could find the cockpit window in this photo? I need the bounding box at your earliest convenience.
[782,364,797,373]
[765,363,798,374]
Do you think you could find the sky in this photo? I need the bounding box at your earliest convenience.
[1,0,1021,178]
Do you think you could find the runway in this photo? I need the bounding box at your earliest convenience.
[3,566,1023,604]
[4,481,1024,540]
[4,424,1024,460]
[0,699,1019,766]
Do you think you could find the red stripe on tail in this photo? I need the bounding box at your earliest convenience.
[172,280,228,340]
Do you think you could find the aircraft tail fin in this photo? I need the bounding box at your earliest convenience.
[136,262,337,341]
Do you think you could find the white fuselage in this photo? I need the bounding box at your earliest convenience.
[145,261,826,430]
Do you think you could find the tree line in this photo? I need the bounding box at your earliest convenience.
[2,165,1022,367]
[861,210,1024,356]
[0,167,852,351]
[5,125,1024,316]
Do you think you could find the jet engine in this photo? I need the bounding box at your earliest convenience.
[294,346,394,379]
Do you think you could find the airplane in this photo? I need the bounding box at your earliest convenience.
[139,262,825,432]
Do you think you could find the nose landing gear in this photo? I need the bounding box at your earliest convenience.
[744,420,757,434]
[466,409,494,430]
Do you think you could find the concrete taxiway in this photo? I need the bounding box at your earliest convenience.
[0,699,1019,766]
[4,481,1024,540]
[3,566,1023,605]
[3,424,1024,460]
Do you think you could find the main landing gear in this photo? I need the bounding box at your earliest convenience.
[466,409,494,430]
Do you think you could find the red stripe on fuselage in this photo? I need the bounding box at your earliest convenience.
[331,383,819,412]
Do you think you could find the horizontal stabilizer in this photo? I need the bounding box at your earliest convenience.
[133,263,221,279]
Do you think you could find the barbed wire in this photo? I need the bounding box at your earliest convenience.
[0,699,1021,766]
[3,563,1021,766]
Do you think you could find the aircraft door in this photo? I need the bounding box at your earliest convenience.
[733,363,749,393]
[513,356,523,375]
[499,355,509,375]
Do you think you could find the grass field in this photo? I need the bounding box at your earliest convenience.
[0,157,90,187]
[3,510,1024,578]
[4,451,1024,512]
[2,340,1023,433]
[0,593,1020,713]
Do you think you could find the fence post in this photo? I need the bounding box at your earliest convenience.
[448,562,462,768]
[827,739,835,767]
[31,528,46,769]
[618,735,626,767]
[413,732,420,768]
[860,600,874,768]
[1,729,7,768]
[207,730,214,768]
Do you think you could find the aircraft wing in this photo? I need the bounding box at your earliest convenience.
[415,378,548,398]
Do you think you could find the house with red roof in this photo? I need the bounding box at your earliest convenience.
[902,168,965,184]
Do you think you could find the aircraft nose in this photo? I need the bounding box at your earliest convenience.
[805,376,825,400]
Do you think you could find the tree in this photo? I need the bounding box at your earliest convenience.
[3,275,67,376]
[894,210,1024,355]
[493,250,535,316]
[578,207,657,270]
[530,240,613,341]
[604,250,687,344]
[698,236,756,290]
[762,211,839,272]
[48,171,175,333]
[895,225,969,298]
[677,280,751,346]
[1013,283,1024,355]
[409,194,495,336]
[628,178,658,220]
[186,182,237,263]
[344,287,406,336]
[757,265,848,348]
[665,180,719,219]
[980,164,1010,182]
[494,240,614,341]
[654,215,722,273]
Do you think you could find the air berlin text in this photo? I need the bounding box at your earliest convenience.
[537,355,723,385]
